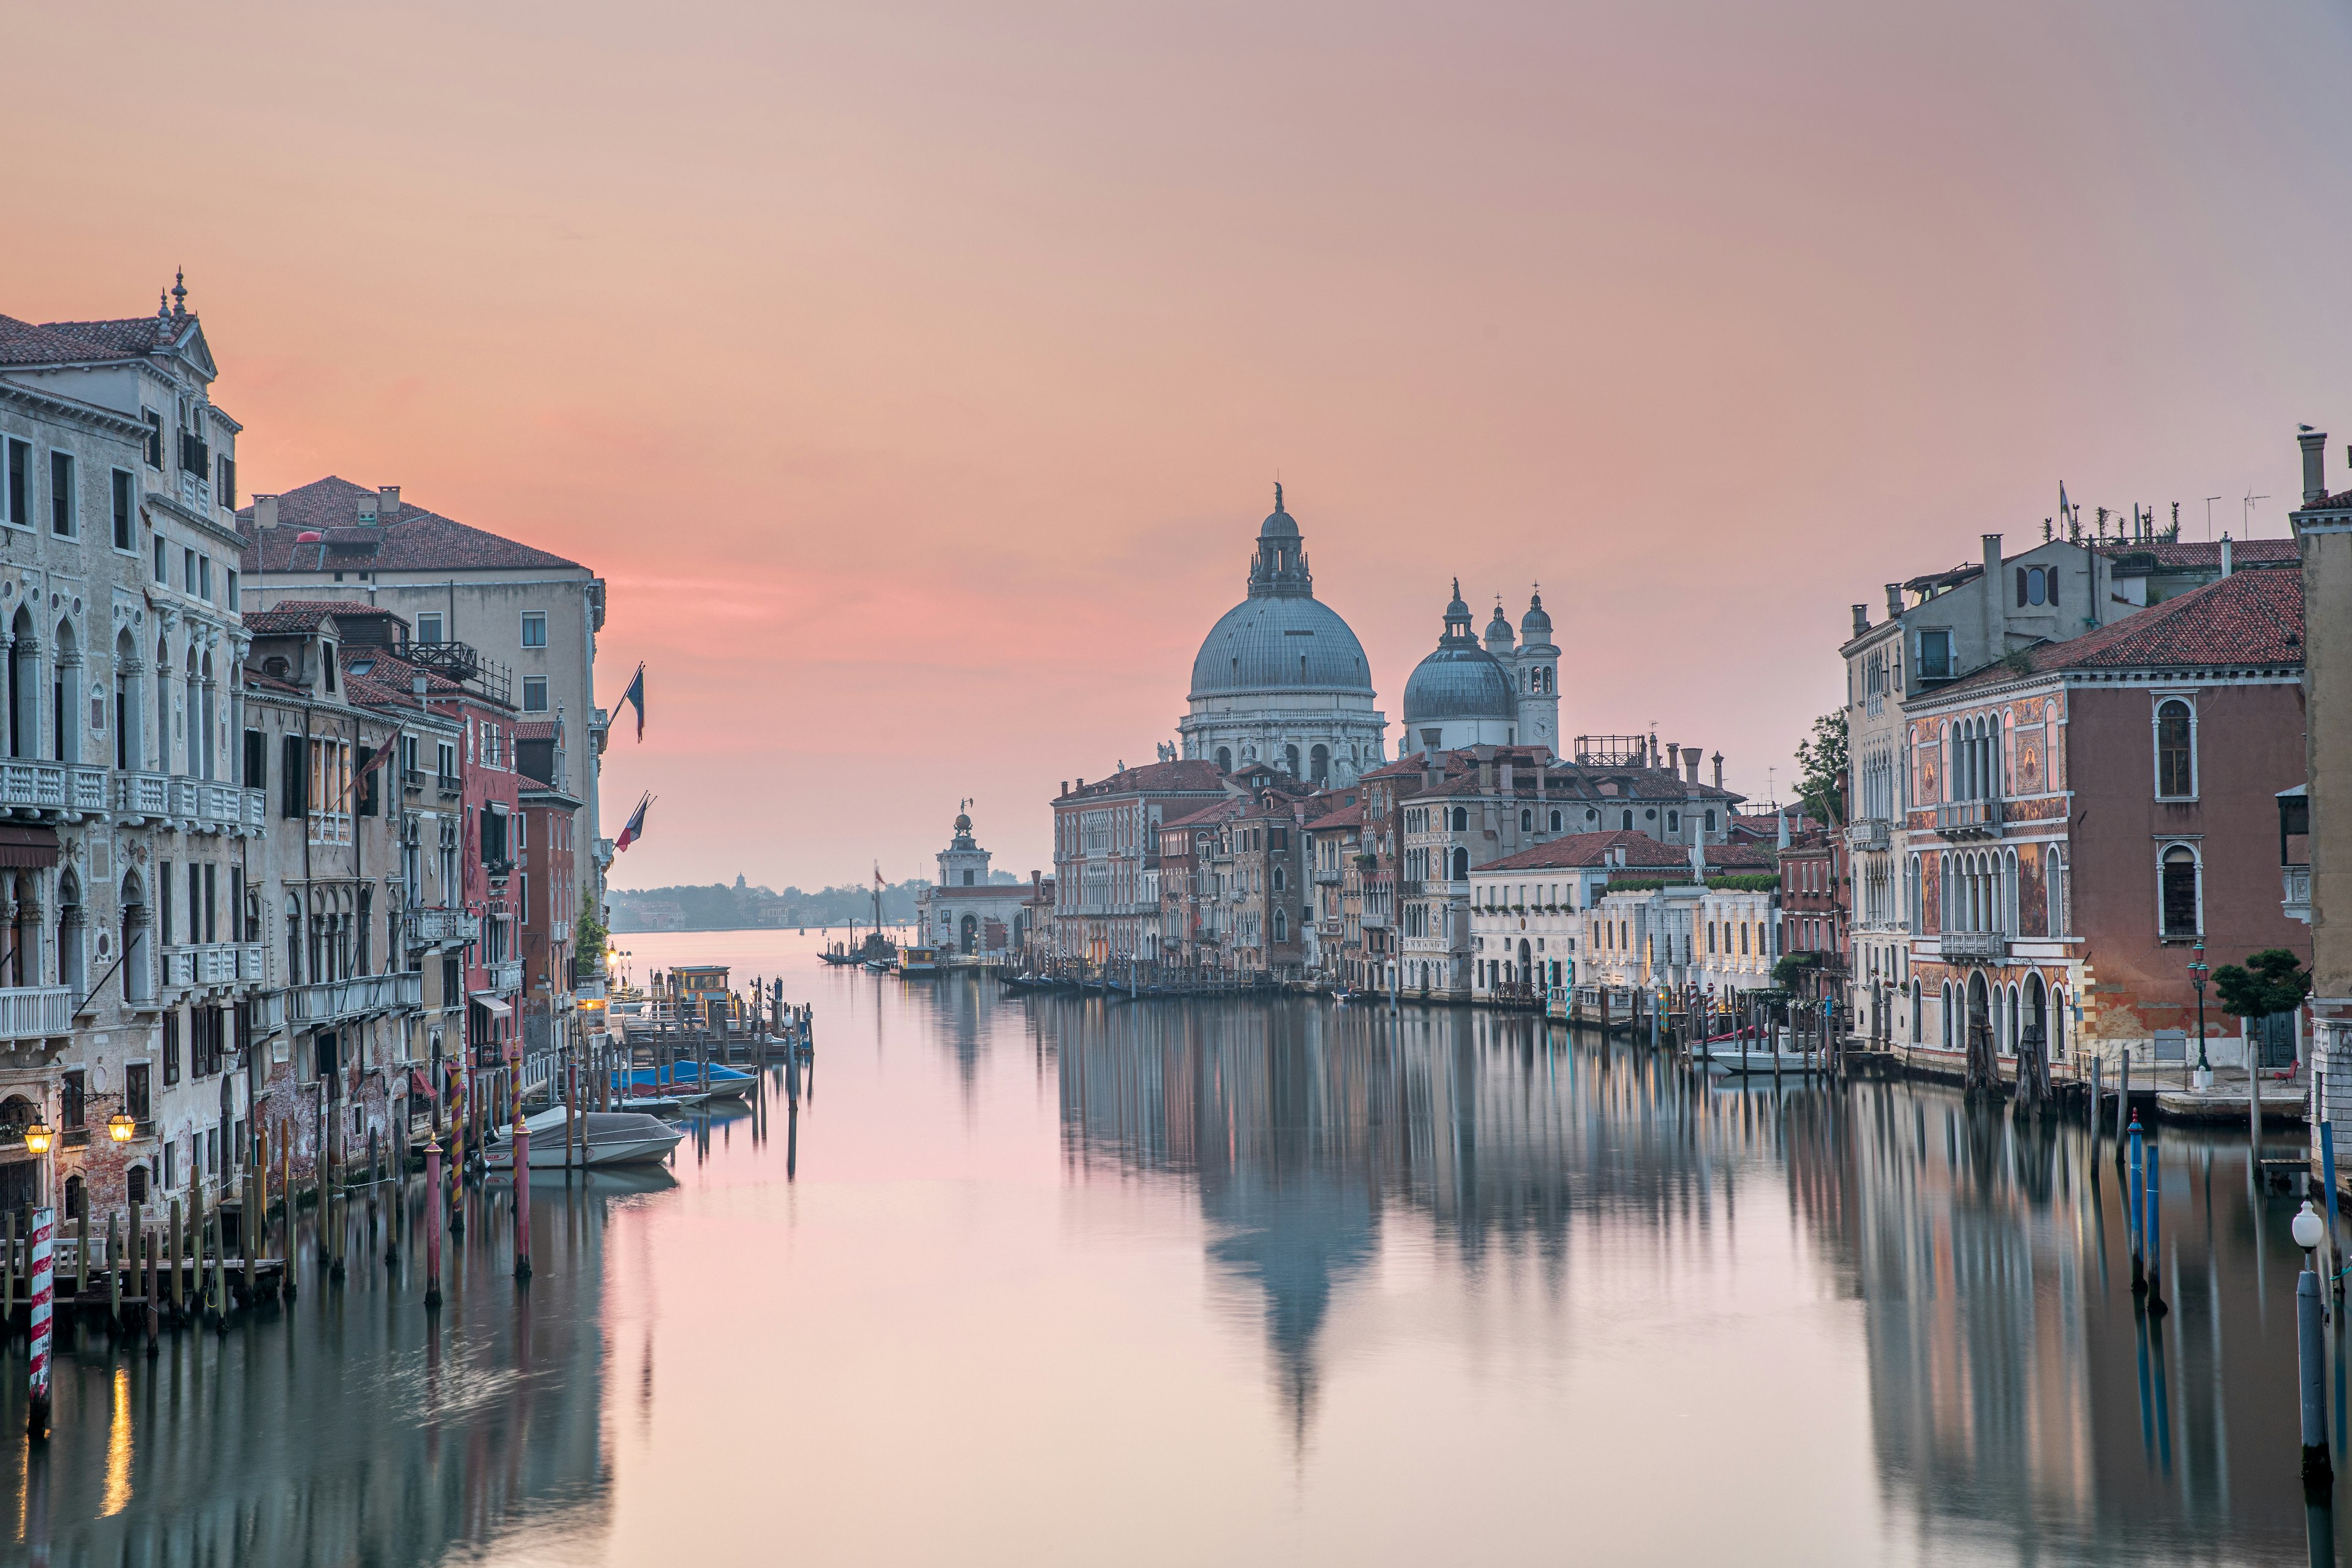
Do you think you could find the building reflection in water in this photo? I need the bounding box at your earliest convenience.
[1032,993,2340,1560]
[0,1170,646,1563]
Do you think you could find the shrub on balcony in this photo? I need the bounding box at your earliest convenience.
[1771,952,1820,990]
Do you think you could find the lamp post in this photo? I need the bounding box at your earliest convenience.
[2294,1199,2334,1493]
[2187,941,2212,1089]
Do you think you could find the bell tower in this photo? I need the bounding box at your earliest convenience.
[1517,589,1559,756]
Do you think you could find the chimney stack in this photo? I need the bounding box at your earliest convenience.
[1712,752,1724,790]
[2301,426,2329,505]
[379,484,401,519]
[1667,743,1681,775]
[1851,604,1869,639]
[1498,760,1513,798]
[2221,533,2234,578]
[1885,583,1903,618]
[254,494,280,530]
[1684,749,1701,785]
[1982,533,2007,649]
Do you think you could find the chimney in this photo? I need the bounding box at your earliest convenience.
[1982,533,2006,649]
[254,494,280,530]
[2301,426,2329,505]
[1885,583,1903,618]
[1648,731,1661,768]
[1478,760,1494,792]
[1851,605,1868,638]
[1498,760,1513,798]
[1060,781,1068,797]
[2220,533,2234,578]
[1712,752,1724,790]
[411,673,428,698]
[379,484,401,518]
[1667,743,1681,775]
[1682,748,1698,785]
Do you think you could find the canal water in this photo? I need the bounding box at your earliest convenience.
[3,927,2346,1566]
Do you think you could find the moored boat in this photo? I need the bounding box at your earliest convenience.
[484,1106,685,1169]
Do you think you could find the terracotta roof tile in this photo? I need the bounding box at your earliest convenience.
[1055,760,1228,802]
[238,476,582,574]
[1942,569,2304,694]
[1478,831,1770,873]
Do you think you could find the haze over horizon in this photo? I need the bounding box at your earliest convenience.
[13,0,2351,889]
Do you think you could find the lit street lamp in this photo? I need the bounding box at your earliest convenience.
[107,1111,136,1144]
[21,1120,52,1155]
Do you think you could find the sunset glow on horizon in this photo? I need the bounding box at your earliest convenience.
[15,0,2352,888]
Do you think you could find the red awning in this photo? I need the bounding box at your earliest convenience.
[0,826,60,869]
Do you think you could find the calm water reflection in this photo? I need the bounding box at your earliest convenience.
[3,929,2343,1566]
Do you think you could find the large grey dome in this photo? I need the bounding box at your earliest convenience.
[1191,594,1374,698]
[1403,643,1518,722]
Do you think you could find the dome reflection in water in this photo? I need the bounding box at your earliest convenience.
[2,929,2340,1567]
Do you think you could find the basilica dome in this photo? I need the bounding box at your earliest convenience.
[1402,579,1518,726]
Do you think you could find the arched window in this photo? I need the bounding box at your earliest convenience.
[120,872,151,1002]
[113,628,140,772]
[285,894,304,986]
[1284,744,1300,777]
[1941,981,1954,1049]
[1452,847,1468,881]
[2047,848,2068,937]
[1273,907,1287,941]
[1271,865,1286,892]
[1450,806,1468,832]
[1550,809,1562,831]
[1910,980,1923,1042]
[56,871,81,1001]
[1520,808,1532,831]
[1738,922,1748,956]
[49,619,76,764]
[1310,744,1329,784]
[2156,699,2195,799]
[1215,747,1231,772]
[2160,844,2199,938]
[1621,810,1634,831]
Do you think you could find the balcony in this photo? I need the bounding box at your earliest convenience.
[483,856,514,882]
[486,959,523,994]
[0,762,108,818]
[1314,868,1343,885]
[1939,930,2005,963]
[162,943,264,988]
[2286,863,2312,924]
[1934,797,2004,840]
[408,907,481,946]
[435,772,462,797]
[401,766,426,793]
[1399,879,1425,899]
[1846,817,1890,851]
[114,771,169,820]
[284,970,422,1025]
[0,986,72,1039]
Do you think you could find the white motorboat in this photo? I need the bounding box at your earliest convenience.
[484,1106,685,1169]
[1691,1039,1820,1076]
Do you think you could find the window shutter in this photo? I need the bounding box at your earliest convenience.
[281,734,304,818]
[2016,568,2027,608]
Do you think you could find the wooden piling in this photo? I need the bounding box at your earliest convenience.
[167,1199,183,1320]
[2,1210,14,1335]
[244,1172,258,1303]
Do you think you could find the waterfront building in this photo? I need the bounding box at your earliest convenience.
[1778,827,1846,1014]
[1300,794,1363,981]
[516,716,585,1046]
[1899,565,2308,1071]
[1158,798,1237,971]
[915,807,1027,959]
[1178,488,1388,785]
[0,289,264,1222]
[239,477,612,943]
[239,602,428,1175]
[1050,760,1227,969]
[2291,430,2352,1141]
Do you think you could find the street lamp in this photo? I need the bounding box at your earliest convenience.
[2190,941,2212,1088]
[21,1120,52,1155]
[107,1111,136,1144]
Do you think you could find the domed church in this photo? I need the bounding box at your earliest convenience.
[1178,488,1389,785]
[1401,582,1559,755]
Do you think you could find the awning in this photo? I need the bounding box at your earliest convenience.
[409,1067,434,1100]
[0,826,61,869]
[469,993,512,1020]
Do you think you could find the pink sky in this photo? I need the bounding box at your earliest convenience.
[12,1,2351,888]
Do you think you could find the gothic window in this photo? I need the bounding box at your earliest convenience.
[2160,845,2199,939]
[2155,699,2195,799]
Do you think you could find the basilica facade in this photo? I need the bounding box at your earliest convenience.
[1178,488,1389,786]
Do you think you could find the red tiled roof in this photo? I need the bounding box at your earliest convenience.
[1942,568,2304,693]
[1304,802,1363,830]
[1479,831,1771,873]
[38,316,182,358]
[1164,799,1242,829]
[244,599,405,635]
[239,476,581,574]
[1055,760,1228,802]
[514,720,560,741]
[2100,538,2297,569]
[0,313,151,368]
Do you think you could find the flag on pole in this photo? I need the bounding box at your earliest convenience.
[616,791,652,851]
[2058,482,2071,532]
[620,663,646,742]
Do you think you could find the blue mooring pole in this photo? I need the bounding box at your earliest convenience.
[2325,1121,2343,1300]
[2127,1112,2147,1295]
[2144,1133,2165,1315]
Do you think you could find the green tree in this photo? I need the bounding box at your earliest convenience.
[575,886,608,968]
[2212,948,2311,1020]
[1795,711,1849,827]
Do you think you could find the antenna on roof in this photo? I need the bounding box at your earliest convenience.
[2244,491,2269,537]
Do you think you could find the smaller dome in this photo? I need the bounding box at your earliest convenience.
[953,812,971,833]
[1444,577,1469,622]
[1484,601,1515,649]
[1260,482,1299,540]
[1520,590,1553,641]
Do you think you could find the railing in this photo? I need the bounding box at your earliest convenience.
[1934,798,2003,839]
[435,773,462,797]
[2286,864,2312,922]
[1846,817,1890,851]
[401,766,426,791]
[308,811,353,846]
[162,943,263,987]
[1939,930,2005,962]
[0,986,71,1039]
[486,959,523,994]
[1399,879,1425,898]
[0,762,108,813]
[1313,868,1342,885]
[115,771,169,817]
[284,970,421,1023]
[409,906,481,945]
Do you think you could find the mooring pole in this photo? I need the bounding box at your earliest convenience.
[2299,1202,2336,1494]
[26,1205,53,1438]
[424,1138,444,1310]
[512,1111,532,1283]
[2128,1111,2147,1294]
